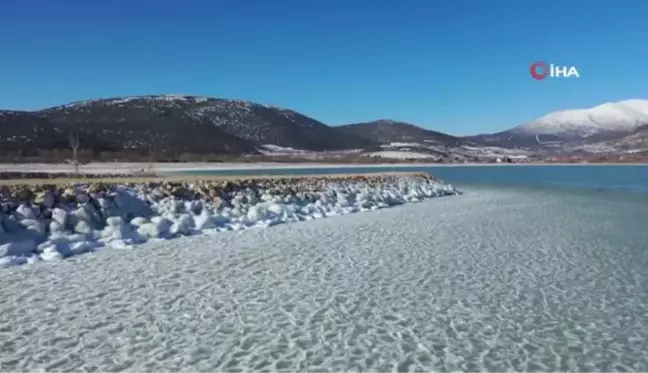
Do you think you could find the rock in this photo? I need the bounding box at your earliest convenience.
[16,188,35,202]
[40,244,66,261]
[196,186,211,198]
[69,241,97,256]
[0,240,37,258]
[170,214,194,236]
[101,221,135,240]
[140,216,173,238]
[151,188,167,200]
[137,222,165,239]
[74,220,94,235]
[51,208,68,226]
[61,188,77,203]
[0,174,455,268]
[50,221,65,233]
[246,205,265,222]
[35,190,56,208]
[187,200,203,215]
[0,186,10,199]
[130,217,149,226]
[171,186,193,199]
[77,191,90,204]
[106,216,125,227]
[21,219,47,236]
[194,212,216,230]
[15,204,38,220]
[88,183,106,194]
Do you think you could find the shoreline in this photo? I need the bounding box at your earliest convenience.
[0,171,426,186]
[0,173,459,268]
[0,161,646,176]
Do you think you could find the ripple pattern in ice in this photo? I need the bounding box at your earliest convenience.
[1,186,648,372]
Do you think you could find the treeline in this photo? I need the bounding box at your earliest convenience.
[0,149,242,163]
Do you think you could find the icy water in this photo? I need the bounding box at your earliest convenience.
[186,164,648,194]
[1,166,648,372]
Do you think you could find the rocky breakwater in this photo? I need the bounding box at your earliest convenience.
[0,173,460,267]
[0,171,145,180]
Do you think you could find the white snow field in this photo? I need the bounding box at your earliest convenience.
[0,176,458,267]
[1,186,648,372]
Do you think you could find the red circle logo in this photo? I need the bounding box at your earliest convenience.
[530,61,549,80]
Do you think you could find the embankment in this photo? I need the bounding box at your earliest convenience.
[0,173,460,267]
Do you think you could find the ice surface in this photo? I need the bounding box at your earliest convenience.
[0,177,458,267]
[0,162,445,174]
[1,186,647,372]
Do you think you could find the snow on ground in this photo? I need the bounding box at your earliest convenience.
[257,145,364,159]
[1,186,647,371]
[58,95,211,109]
[375,141,532,161]
[0,177,459,267]
[377,142,447,156]
[379,142,425,148]
[258,144,313,155]
[568,142,647,155]
[364,151,438,159]
[458,145,531,157]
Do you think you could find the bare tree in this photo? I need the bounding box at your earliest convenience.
[69,130,80,175]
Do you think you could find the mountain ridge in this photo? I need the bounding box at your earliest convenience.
[464,99,648,151]
[336,119,464,146]
[1,95,647,162]
[0,95,380,161]
[511,99,648,137]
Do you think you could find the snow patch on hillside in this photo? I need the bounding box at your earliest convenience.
[373,142,531,161]
[258,144,364,159]
[366,151,438,159]
[54,95,213,110]
[380,142,423,148]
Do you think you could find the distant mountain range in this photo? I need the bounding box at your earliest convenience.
[336,119,464,146]
[466,99,648,151]
[1,95,646,161]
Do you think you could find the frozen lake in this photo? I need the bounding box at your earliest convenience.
[1,183,647,371]
[183,164,648,195]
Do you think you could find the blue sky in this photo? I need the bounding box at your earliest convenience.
[1,0,647,135]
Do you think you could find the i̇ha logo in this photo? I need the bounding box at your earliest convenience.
[530,61,580,80]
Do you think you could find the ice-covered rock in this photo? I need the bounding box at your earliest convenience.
[0,240,37,258]
[0,174,460,268]
[15,204,38,220]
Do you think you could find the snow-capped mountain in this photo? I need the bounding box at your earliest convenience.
[465,99,648,151]
[512,99,648,138]
[2,94,647,162]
